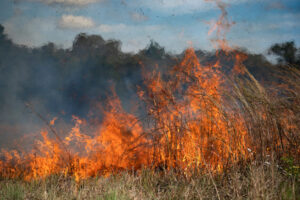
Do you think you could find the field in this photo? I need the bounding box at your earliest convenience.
[0,2,300,199]
[1,162,299,200]
[0,48,300,199]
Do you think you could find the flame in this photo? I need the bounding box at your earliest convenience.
[0,47,295,181]
[0,92,151,181]
[140,48,249,173]
[0,0,298,181]
[0,46,251,180]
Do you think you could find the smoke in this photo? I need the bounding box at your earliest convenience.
[0,23,290,149]
[0,26,176,148]
[206,0,234,51]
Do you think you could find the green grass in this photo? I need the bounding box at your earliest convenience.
[0,162,299,200]
[0,181,24,200]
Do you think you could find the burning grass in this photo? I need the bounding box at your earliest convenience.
[0,47,299,183]
[0,1,299,198]
[0,43,299,200]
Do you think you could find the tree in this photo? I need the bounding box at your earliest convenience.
[268,41,300,67]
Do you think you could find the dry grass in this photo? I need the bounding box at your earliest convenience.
[0,161,299,200]
[0,57,299,199]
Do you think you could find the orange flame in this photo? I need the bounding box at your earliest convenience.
[140,47,249,173]
[1,0,297,181]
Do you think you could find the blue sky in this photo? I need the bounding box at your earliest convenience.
[0,0,299,54]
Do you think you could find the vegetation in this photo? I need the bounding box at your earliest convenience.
[268,41,300,67]
[0,163,299,200]
[0,23,300,199]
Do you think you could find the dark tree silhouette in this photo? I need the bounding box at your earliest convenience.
[268,41,300,68]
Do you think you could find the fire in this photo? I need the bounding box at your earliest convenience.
[0,92,151,181]
[139,47,249,173]
[1,0,298,181]
[0,46,296,181]
[0,46,251,181]
[0,0,248,181]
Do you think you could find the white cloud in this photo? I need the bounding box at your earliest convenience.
[33,0,103,6]
[58,15,95,29]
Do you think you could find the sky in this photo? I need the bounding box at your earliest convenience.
[0,0,299,54]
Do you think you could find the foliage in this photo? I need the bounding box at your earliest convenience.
[268,41,300,68]
[0,181,25,200]
[0,163,299,200]
[281,156,300,178]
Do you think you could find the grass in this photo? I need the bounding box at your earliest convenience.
[0,182,24,200]
[0,52,299,199]
[0,161,299,200]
